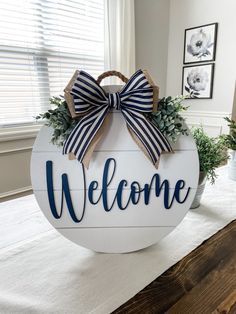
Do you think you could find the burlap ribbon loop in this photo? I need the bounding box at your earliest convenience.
[63,69,173,168]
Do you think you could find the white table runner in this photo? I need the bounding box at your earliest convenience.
[0,166,235,314]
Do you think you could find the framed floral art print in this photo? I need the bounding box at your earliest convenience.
[183,23,218,64]
[182,63,215,99]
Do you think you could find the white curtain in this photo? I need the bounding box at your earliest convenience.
[104,0,135,83]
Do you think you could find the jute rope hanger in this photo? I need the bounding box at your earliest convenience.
[97,70,159,114]
[97,70,129,85]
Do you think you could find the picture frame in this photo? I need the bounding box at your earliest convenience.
[182,63,215,99]
[183,23,218,64]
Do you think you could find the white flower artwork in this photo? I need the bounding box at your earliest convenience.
[182,64,214,99]
[183,23,218,64]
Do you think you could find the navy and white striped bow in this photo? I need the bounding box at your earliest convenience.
[63,69,173,168]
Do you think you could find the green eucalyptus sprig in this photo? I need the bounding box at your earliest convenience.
[148,96,189,142]
[36,96,78,146]
[36,95,189,147]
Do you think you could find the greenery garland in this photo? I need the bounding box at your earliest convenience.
[36,96,78,146]
[36,95,189,146]
[148,96,189,142]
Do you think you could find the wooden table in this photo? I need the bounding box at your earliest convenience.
[113,220,236,314]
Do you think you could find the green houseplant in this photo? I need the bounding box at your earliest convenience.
[191,127,228,209]
[221,117,236,181]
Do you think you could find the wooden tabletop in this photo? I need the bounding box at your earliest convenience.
[113,219,236,314]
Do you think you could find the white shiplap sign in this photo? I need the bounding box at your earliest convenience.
[31,88,199,253]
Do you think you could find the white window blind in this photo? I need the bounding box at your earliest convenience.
[0,0,104,126]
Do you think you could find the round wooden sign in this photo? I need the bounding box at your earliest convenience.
[31,87,199,253]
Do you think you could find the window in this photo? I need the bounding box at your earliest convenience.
[0,0,104,127]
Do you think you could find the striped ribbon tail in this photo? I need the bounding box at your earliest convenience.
[122,108,173,167]
[63,105,109,163]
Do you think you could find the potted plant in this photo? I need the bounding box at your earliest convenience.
[221,117,236,180]
[190,127,228,209]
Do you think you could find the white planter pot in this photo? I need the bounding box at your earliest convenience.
[228,150,236,181]
[190,171,207,209]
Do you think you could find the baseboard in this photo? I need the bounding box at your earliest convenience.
[0,186,32,201]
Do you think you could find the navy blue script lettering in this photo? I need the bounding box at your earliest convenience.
[46,158,191,223]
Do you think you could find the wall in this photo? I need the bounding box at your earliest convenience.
[2,1,236,199]
[135,0,170,97]
[232,83,236,120]
[135,0,236,136]
[0,125,40,200]
[166,0,236,136]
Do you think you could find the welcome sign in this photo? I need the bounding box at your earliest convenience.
[31,83,199,252]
